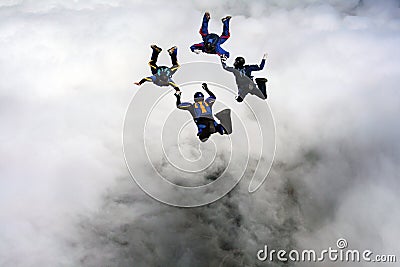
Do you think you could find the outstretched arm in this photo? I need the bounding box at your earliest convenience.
[216,45,230,58]
[174,92,182,107]
[190,43,204,53]
[175,92,193,110]
[134,77,152,86]
[169,81,181,93]
[202,83,215,98]
[203,83,216,106]
[248,53,267,71]
[220,56,234,72]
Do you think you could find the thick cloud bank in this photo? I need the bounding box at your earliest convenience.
[0,0,399,266]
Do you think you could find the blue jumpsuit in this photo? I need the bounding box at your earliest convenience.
[190,14,231,58]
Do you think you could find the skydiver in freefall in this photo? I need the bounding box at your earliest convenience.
[220,53,268,102]
[134,45,181,93]
[174,83,232,142]
[190,12,231,58]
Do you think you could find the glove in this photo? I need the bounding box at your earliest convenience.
[134,82,140,86]
[263,53,268,60]
[220,54,227,62]
[202,83,208,90]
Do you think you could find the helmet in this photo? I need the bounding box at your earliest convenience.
[234,57,245,69]
[204,34,219,53]
[205,42,216,53]
[194,92,204,101]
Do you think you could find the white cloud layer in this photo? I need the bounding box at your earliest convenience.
[1,0,400,266]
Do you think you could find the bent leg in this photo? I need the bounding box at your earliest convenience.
[255,78,268,99]
[214,109,232,134]
[215,123,226,135]
[200,13,210,41]
[196,123,207,135]
[197,123,210,142]
[219,17,231,44]
[149,48,160,74]
[237,86,249,102]
[149,62,158,75]
[169,48,178,67]
[170,64,180,76]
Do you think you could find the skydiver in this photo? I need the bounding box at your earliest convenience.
[174,83,231,142]
[190,12,231,58]
[134,45,180,93]
[220,54,268,102]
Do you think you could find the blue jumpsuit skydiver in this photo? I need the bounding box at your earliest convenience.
[221,54,268,102]
[135,45,180,93]
[190,12,231,58]
[175,83,227,142]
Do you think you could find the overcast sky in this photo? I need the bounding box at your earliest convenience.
[1,0,400,266]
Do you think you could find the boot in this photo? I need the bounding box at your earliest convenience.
[255,78,268,99]
[204,12,210,21]
[167,46,177,55]
[222,16,231,22]
[151,44,162,53]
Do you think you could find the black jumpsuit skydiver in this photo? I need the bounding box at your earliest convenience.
[136,45,180,92]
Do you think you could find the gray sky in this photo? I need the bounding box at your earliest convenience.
[0,0,399,266]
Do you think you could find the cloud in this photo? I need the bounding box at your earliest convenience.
[0,0,399,266]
